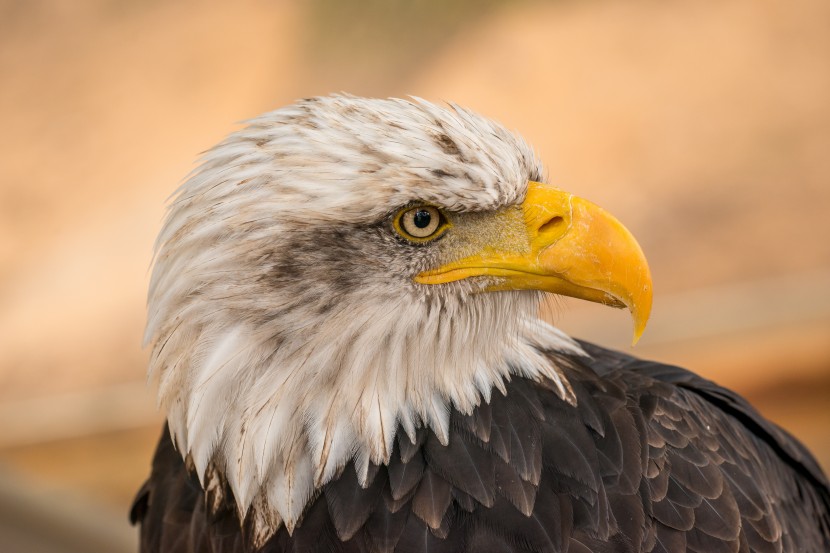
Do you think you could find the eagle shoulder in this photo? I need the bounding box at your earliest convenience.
[132,344,830,552]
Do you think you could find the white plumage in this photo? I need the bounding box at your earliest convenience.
[144,95,581,538]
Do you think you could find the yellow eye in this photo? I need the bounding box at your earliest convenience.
[394,206,448,242]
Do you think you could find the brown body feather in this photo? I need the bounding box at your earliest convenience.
[131,342,830,553]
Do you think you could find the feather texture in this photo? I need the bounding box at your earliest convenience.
[134,344,830,552]
[143,94,572,532]
[134,95,830,552]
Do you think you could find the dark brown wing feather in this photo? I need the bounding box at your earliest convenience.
[132,341,830,552]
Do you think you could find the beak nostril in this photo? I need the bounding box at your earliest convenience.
[538,216,565,235]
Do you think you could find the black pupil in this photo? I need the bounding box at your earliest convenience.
[413,209,432,229]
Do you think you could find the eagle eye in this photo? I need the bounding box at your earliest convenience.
[394,206,448,242]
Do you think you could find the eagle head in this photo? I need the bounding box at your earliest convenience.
[144,95,652,539]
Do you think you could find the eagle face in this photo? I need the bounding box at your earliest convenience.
[145,95,651,538]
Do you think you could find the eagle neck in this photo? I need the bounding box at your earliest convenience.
[153,291,582,539]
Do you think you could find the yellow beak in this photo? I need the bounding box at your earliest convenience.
[415,181,653,345]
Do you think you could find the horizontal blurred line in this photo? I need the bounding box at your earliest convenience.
[0,466,135,553]
[643,269,830,345]
[0,381,162,449]
[555,268,830,347]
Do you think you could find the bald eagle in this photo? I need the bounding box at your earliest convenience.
[131,95,830,553]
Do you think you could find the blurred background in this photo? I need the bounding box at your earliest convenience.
[1,0,828,550]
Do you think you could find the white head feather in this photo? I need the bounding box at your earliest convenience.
[145,95,583,539]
